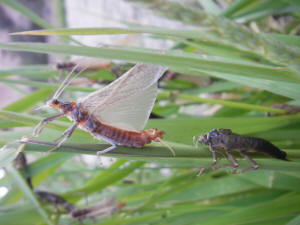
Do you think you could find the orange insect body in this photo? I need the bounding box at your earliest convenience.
[49,100,163,148]
[32,64,173,155]
[56,62,77,71]
[56,60,111,72]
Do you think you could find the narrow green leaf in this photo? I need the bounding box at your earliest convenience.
[6,165,53,225]
[0,142,23,168]
[221,0,255,17]
[64,160,145,202]
[0,42,299,100]
[286,214,300,225]
[159,91,285,114]
[0,0,52,28]
[3,89,53,112]
[128,0,300,75]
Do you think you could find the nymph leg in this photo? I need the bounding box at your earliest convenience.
[237,151,259,173]
[197,144,217,176]
[213,150,239,172]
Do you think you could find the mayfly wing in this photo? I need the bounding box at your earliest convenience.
[79,64,167,131]
[97,82,158,131]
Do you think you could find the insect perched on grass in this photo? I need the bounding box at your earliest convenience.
[70,197,125,223]
[35,190,75,213]
[31,64,175,156]
[55,59,111,73]
[194,129,287,176]
[266,103,300,116]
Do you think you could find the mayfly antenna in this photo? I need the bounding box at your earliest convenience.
[53,63,80,99]
[54,64,90,99]
[54,44,106,100]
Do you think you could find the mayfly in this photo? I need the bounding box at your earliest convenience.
[266,103,300,116]
[56,59,111,73]
[194,129,287,176]
[31,64,175,155]
[70,197,125,222]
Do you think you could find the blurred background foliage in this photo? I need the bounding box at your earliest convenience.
[0,0,300,224]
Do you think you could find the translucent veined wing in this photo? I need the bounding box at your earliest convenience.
[98,82,157,131]
[79,64,167,131]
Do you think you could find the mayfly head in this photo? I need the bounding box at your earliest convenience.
[47,99,75,113]
[47,99,61,110]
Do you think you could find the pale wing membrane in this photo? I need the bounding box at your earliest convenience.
[99,83,158,131]
[79,64,167,131]
[80,64,166,112]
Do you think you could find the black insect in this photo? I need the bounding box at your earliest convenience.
[266,103,300,116]
[56,62,77,72]
[70,197,125,223]
[14,152,33,189]
[35,190,75,213]
[194,129,287,176]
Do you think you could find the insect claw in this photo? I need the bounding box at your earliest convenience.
[196,168,206,176]
[47,145,60,153]
[54,135,64,143]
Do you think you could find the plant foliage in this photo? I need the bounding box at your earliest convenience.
[0,0,299,224]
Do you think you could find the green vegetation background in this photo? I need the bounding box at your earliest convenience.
[0,0,300,224]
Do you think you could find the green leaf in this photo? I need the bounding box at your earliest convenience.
[0,42,299,100]
[0,142,24,168]
[6,165,53,225]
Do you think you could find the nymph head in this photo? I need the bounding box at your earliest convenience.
[194,129,233,146]
[196,133,210,146]
[194,129,217,146]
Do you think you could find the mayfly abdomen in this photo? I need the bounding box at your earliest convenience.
[73,105,161,149]
[83,116,145,148]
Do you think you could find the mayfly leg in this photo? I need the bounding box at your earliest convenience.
[32,113,65,137]
[197,144,218,176]
[96,141,117,155]
[48,122,79,152]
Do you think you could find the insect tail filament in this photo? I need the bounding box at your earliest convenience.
[156,137,176,157]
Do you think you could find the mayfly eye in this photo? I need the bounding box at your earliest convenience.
[53,99,59,105]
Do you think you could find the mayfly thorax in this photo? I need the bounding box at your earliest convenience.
[194,129,287,176]
[31,64,175,155]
